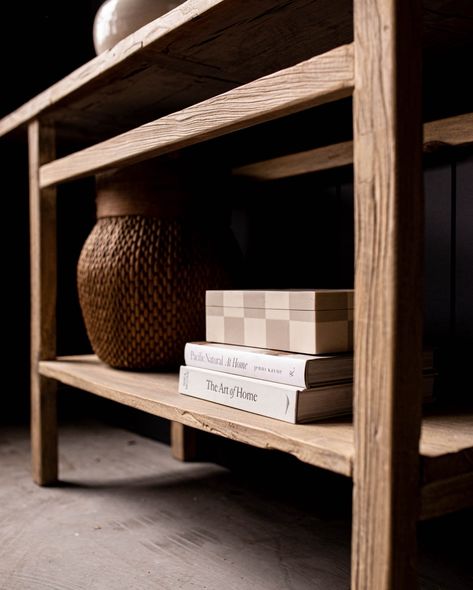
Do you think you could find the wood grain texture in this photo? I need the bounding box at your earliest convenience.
[424,113,473,148]
[39,356,355,476]
[420,410,473,485]
[0,1,470,140]
[37,356,473,486]
[233,112,473,180]
[234,141,353,180]
[171,422,198,462]
[420,472,473,520]
[420,410,473,456]
[28,121,58,486]
[0,0,354,139]
[0,0,230,138]
[351,0,424,589]
[39,44,354,188]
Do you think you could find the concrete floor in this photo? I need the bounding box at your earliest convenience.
[0,423,471,590]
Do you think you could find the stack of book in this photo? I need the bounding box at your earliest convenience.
[178,342,435,423]
[178,290,435,423]
[179,342,353,423]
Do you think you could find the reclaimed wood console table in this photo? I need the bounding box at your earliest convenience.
[1,1,472,588]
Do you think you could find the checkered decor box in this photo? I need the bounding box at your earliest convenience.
[206,290,354,354]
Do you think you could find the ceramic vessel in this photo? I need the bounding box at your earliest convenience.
[93,0,184,54]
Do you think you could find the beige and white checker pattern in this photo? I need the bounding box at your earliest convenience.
[206,290,354,354]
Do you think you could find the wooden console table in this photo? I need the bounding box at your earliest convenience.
[1,1,472,588]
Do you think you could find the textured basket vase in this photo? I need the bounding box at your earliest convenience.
[77,160,237,370]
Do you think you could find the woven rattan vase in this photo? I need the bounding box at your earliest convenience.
[77,159,237,370]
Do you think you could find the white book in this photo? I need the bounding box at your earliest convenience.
[184,341,353,388]
[178,365,353,423]
[185,342,434,388]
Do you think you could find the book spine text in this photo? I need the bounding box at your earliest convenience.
[184,343,307,387]
[178,366,298,423]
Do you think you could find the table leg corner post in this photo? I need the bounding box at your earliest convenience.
[31,373,58,486]
[29,119,58,486]
[351,0,423,588]
[171,422,198,462]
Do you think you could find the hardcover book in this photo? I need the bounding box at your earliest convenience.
[178,366,436,424]
[185,341,353,387]
[178,365,353,423]
[206,289,354,354]
[185,342,434,388]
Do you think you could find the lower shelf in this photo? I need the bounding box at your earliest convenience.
[40,356,473,490]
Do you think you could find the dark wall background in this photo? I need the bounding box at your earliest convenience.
[1,1,103,423]
[1,3,471,429]
[1,2,102,117]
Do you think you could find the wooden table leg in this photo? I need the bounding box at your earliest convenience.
[352,0,424,588]
[171,422,197,462]
[29,120,58,485]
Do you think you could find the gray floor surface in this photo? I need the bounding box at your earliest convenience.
[0,423,471,590]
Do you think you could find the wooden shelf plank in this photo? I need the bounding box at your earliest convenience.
[1,0,353,139]
[234,140,353,180]
[39,44,354,188]
[424,113,473,148]
[1,0,470,140]
[233,113,473,180]
[0,0,232,138]
[39,355,473,491]
[39,355,355,476]
[420,472,473,520]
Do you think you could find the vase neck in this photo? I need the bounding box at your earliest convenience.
[95,160,190,219]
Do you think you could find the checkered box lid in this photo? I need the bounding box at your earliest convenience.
[206,290,354,311]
